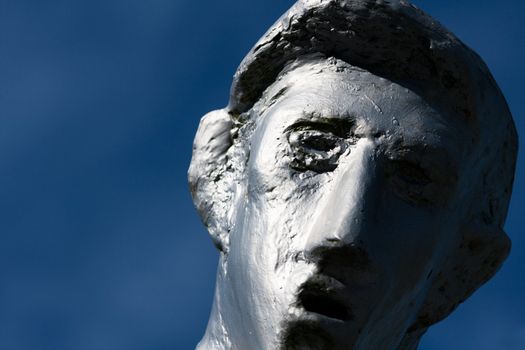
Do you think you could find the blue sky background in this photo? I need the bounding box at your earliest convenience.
[0,1,523,349]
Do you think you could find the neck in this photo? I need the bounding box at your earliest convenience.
[196,294,231,350]
[196,256,233,350]
[396,329,426,350]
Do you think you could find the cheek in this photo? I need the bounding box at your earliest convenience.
[369,196,459,289]
[242,158,326,262]
[249,135,290,185]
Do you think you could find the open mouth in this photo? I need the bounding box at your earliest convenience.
[297,279,351,321]
[299,291,350,321]
[294,244,375,322]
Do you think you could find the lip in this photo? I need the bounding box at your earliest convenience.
[297,274,351,322]
[295,244,377,322]
[306,243,378,287]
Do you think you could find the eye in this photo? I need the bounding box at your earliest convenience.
[289,130,342,152]
[386,159,438,207]
[391,160,432,186]
[287,129,348,173]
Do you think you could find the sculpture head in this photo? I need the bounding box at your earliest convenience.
[189,1,518,349]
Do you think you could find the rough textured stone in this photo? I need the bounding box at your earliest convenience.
[188,1,517,349]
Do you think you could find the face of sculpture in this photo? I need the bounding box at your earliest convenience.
[221,60,472,349]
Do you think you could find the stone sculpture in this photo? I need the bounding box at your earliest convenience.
[188,0,518,349]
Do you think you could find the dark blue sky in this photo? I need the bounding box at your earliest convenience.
[0,1,523,349]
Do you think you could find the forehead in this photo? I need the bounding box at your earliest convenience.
[257,59,470,154]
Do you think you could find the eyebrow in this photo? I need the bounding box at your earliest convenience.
[390,143,460,181]
[284,116,356,138]
[262,87,289,113]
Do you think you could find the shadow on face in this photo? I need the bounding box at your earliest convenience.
[228,59,471,348]
[190,53,516,350]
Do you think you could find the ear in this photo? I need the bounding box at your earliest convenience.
[188,109,234,253]
[410,224,510,331]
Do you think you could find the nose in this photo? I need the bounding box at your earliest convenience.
[302,138,379,252]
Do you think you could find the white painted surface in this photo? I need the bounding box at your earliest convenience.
[189,1,517,349]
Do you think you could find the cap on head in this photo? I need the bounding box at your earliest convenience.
[229,0,501,129]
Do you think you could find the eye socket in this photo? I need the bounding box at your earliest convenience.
[287,129,348,173]
[386,159,440,207]
[390,160,432,186]
[289,130,342,152]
